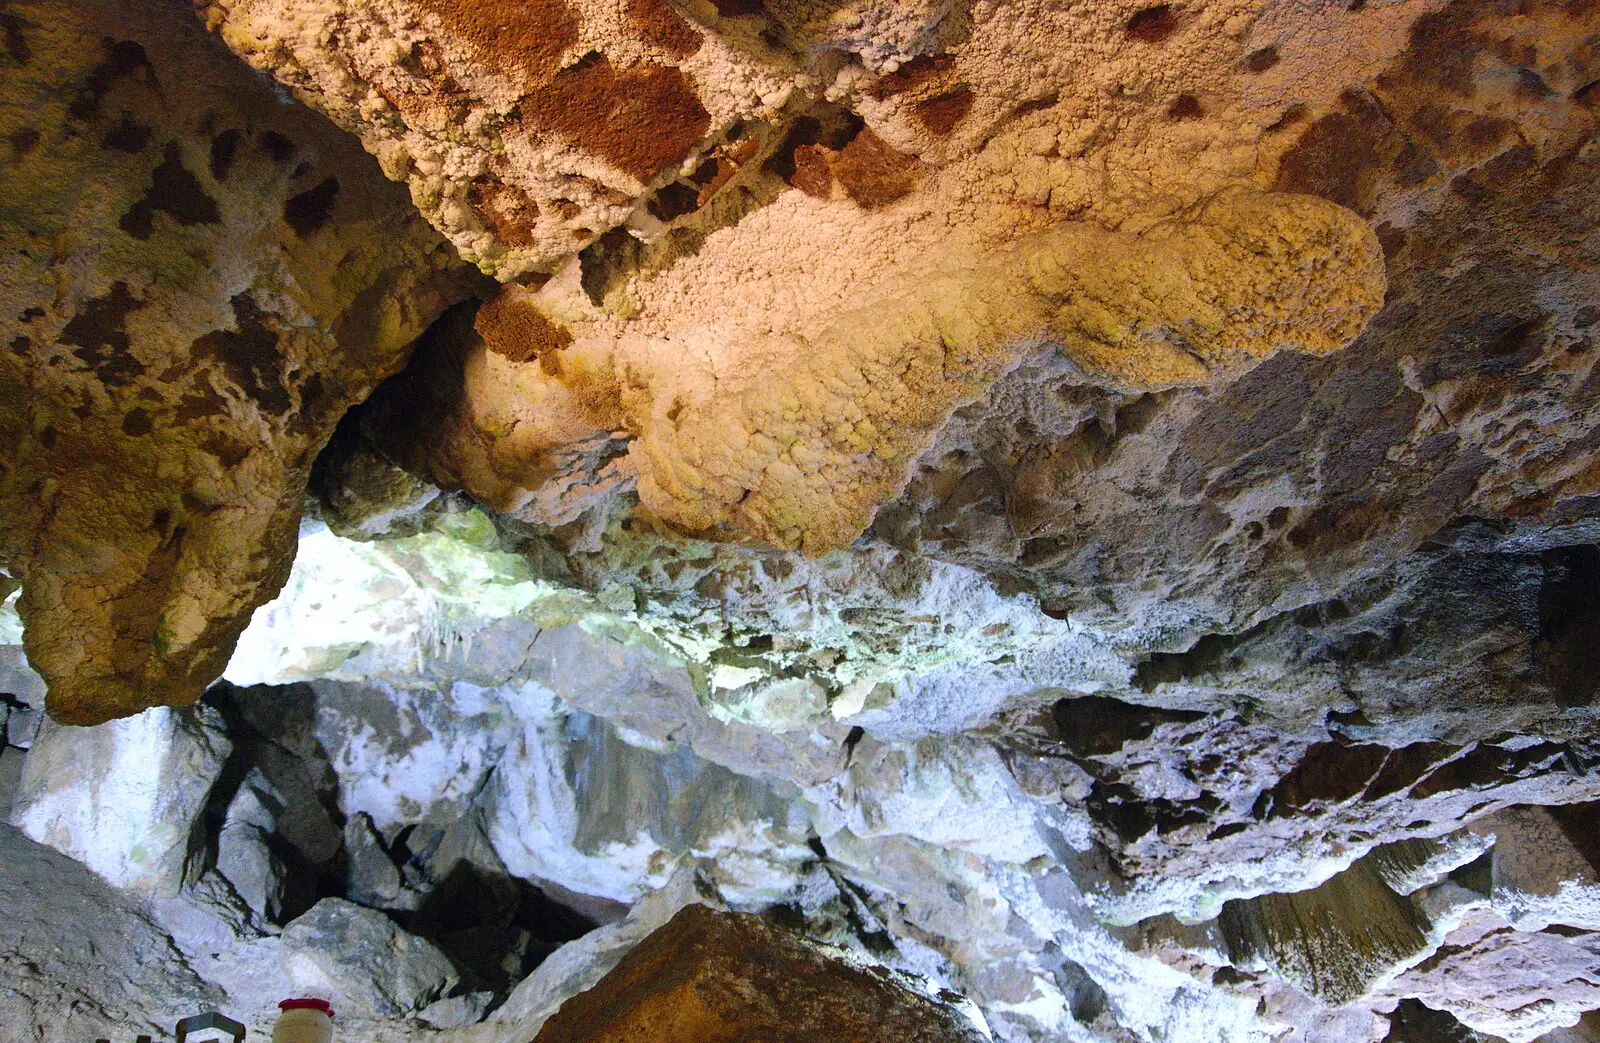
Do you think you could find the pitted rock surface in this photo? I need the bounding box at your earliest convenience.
[0,0,478,722]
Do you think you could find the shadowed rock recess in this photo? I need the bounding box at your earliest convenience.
[0,0,1598,1040]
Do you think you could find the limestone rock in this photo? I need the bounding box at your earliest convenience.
[224,515,554,692]
[201,0,1407,298]
[279,897,460,1016]
[1474,806,1600,933]
[215,767,290,926]
[0,0,476,723]
[2,0,1600,1041]
[488,868,713,1041]
[306,679,520,832]
[201,0,1428,560]
[532,903,988,1043]
[0,645,48,739]
[483,700,813,905]
[147,869,266,975]
[217,821,286,928]
[703,673,829,732]
[878,0,1600,656]
[1219,861,1432,1006]
[367,190,1382,554]
[1385,909,1600,1043]
[0,822,221,1041]
[419,990,495,1030]
[0,745,23,820]
[1362,806,1600,1041]
[4,702,41,748]
[308,424,445,540]
[9,704,230,896]
[1365,833,1494,898]
[344,811,403,907]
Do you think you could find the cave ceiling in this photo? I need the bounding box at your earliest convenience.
[1,0,1599,1040]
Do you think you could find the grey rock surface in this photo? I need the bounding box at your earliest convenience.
[0,822,220,1041]
[345,811,404,908]
[216,768,289,926]
[0,744,23,819]
[280,898,461,1017]
[419,991,496,1030]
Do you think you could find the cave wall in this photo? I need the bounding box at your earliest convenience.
[0,0,1598,1041]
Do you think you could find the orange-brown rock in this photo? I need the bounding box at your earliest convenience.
[533,904,988,1043]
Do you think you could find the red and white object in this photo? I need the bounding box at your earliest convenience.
[272,998,335,1043]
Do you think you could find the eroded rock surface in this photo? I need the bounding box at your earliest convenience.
[0,0,477,723]
[0,0,1598,1041]
[368,189,1383,552]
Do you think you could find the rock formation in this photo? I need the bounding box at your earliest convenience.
[530,903,988,1042]
[0,0,479,724]
[0,0,1598,1040]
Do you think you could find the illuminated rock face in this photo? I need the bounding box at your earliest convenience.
[0,0,1599,1042]
[0,0,478,724]
[370,189,1384,553]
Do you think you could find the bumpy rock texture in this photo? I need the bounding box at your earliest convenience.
[370,188,1383,553]
[1,0,1599,1041]
[0,0,477,723]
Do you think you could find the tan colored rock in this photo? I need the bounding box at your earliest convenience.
[202,0,791,279]
[881,0,1600,643]
[0,0,475,723]
[201,0,1426,282]
[199,0,1599,589]
[532,903,988,1042]
[372,188,1382,552]
[201,0,1426,559]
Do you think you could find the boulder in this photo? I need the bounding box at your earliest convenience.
[531,903,988,1043]
[216,771,288,926]
[279,897,459,1017]
[343,811,403,908]
[418,990,495,1030]
[9,704,230,895]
